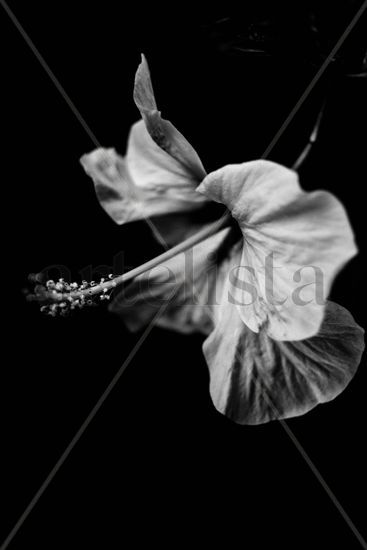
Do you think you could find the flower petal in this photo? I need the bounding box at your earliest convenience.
[80,55,208,236]
[126,120,206,202]
[80,122,207,226]
[203,299,364,425]
[198,160,357,340]
[134,54,206,180]
[109,227,236,334]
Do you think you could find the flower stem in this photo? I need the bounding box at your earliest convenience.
[40,211,232,304]
[292,101,325,171]
[89,212,231,291]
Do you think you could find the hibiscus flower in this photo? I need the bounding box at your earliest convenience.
[78,55,364,424]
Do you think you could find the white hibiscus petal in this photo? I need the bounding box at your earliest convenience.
[126,120,207,204]
[134,54,206,179]
[198,160,357,340]
[81,56,208,233]
[80,147,143,224]
[203,299,364,425]
[80,124,207,227]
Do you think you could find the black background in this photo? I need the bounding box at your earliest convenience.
[2,1,367,548]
